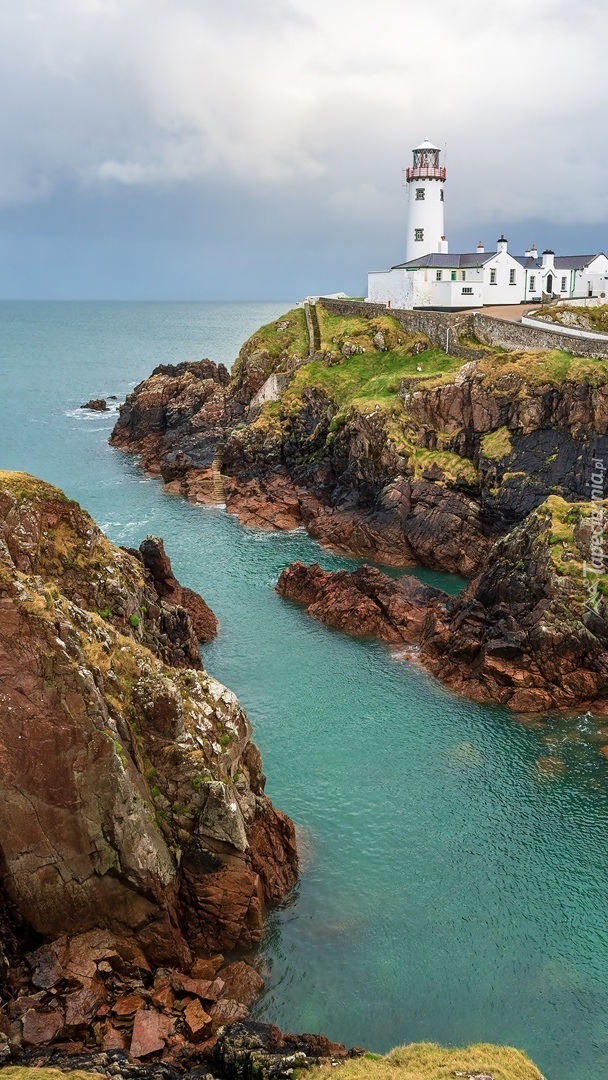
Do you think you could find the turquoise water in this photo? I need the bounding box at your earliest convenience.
[3,302,608,1080]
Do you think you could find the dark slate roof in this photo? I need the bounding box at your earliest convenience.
[515,257,540,269]
[391,252,607,272]
[513,254,605,270]
[391,252,496,270]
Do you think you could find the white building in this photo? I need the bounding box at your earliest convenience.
[367,140,608,310]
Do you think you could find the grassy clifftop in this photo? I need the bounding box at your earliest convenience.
[313,1041,544,1079]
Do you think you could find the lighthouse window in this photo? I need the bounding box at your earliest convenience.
[529,275,536,291]
[414,228,424,241]
[561,276,567,292]
[509,269,516,285]
[416,188,425,201]
[490,269,497,284]
[440,190,444,202]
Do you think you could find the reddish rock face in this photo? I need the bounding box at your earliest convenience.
[0,474,297,973]
[138,536,218,643]
[64,983,106,1029]
[277,501,608,713]
[209,999,249,1025]
[277,562,447,645]
[190,954,224,980]
[130,1008,174,1058]
[183,998,213,1043]
[112,993,146,1017]
[217,962,264,1007]
[101,1025,128,1051]
[22,1007,64,1046]
[172,973,225,1002]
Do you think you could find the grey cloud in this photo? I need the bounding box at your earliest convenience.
[1,0,608,298]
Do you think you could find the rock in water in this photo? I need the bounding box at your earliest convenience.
[138,535,218,642]
[80,398,109,411]
[278,496,608,713]
[0,470,297,969]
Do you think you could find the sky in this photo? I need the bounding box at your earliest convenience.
[1,0,608,300]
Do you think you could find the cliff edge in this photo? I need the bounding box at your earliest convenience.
[0,472,297,1062]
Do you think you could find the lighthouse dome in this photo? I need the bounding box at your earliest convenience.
[414,138,440,151]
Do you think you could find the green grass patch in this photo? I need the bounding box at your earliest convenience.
[481,426,513,461]
[237,308,309,364]
[477,348,608,388]
[410,448,478,485]
[0,470,76,506]
[282,348,461,421]
[316,304,429,358]
[536,494,608,592]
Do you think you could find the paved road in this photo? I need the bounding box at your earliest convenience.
[460,303,532,321]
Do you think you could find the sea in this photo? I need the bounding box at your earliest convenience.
[2,300,608,1080]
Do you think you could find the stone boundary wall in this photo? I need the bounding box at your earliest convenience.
[318,298,480,360]
[472,312,608,359]
[318,297,608,361]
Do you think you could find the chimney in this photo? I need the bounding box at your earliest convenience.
[542,249,555,271]
[438,236,449,254]
[530,244,538,259]
[525,247,531,258]
[497,234,508,254]
[477,241,485,254]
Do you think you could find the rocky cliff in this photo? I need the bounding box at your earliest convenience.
[278,495,608,712]
[110,303,608,579]
[0,472,298,1063]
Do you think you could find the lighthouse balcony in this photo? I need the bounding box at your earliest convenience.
[405,166,446,181]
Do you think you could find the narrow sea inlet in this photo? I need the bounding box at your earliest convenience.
[3,300,608,1080]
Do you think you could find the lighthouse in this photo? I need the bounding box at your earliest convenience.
[404,139,446,262]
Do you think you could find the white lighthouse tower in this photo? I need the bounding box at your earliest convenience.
[405,139,446,262]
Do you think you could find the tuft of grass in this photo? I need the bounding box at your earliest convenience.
[410,448,478,486]
[481,426,513,461]
[531,303,608,334]
[477,348,608,388]
[0,470,76,506]
[312,1041,544,1080]
[233,308,309,379]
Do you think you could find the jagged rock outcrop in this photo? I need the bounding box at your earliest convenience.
[0,472,297,978]
[110,360,233,504]
[110,304,608,579]
[277,562,447,643]
[278,496,608,712]
[14,1018,356,1076]
[136,537,217,643]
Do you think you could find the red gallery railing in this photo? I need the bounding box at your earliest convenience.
[405,166,447,181]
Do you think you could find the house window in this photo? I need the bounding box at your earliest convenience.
[561,276,567,292]
[414,228,424,241]
[529,275,536,291]
[436,270,442,281]
[416,188,425,201]
[490,269,497,284]
[509,269,516,285]
[462,287,473,295]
